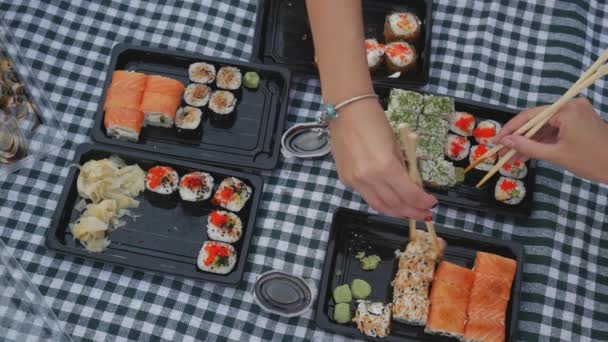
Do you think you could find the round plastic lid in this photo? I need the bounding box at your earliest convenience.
[253,270,315,317]
[281,122,331,159]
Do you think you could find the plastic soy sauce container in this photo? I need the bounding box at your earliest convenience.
[253,270,317,317]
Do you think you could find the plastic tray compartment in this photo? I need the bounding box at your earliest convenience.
[252,0,432,86]
[316,208,523,341]
[0,19,66,177]
[46,143,263,285]
[92,44,291,170]
[375,84,535,218]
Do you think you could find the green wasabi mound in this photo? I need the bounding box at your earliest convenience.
[360,255,381,270]
[351,279,372,299]
[333,303,351,324]
[243,71,260,89]
[333,284,352,304]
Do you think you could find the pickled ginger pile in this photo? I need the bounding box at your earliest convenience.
[71,156,145,252]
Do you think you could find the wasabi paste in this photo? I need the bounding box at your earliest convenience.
[351,279,372,299]
[333,284,352,304]
[243,71,260,89]
[360,255,381,271]
[333,303,351,324]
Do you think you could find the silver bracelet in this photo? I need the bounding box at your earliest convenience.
[317,93,379,126]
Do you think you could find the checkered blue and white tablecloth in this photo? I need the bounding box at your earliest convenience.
[1,1,607,341]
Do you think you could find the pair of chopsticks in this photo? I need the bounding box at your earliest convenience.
[466,48,608,188]
[398,124,441,256]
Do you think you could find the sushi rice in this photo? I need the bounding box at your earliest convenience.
[444,134,470,161]
[212,177,252,212]
[189,62,216,84]
[197,241,236,274]
[207,210,242,243]
[495,176,526,205]
[179,171,214,202]
[184,84,211,107]
[216,66,242,90]
[145,166,179,195]
[449,111,476,136]
[499,160,528,179]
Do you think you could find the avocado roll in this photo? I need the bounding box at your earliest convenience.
[384,12,422,43]
[216,66,242,90]
[184,84,211,107]
[175,106,203,139]
[189,62,216,84]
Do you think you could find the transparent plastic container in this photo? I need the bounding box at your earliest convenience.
[0,238,72,341]
[0,19,66,177]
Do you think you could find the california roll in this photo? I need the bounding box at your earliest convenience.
[189,62,216,84]
[473,119,501,146]
[444,134,470,161]
[216,66,242,90]
[469,145,497,171]
[145,166,179,195]
[197,241,236,274]
[495,177,526,205]
[207,210,242,243]
[212,177,252,212]
[499,160,528,179]
[179,171,214,202]
[449,112,476,136]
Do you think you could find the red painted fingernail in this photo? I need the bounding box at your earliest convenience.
[425,215,433,222]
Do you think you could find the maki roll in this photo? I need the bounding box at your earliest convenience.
[499,160,528,179]
[189,62,216,84]
[449,112,476,136]
[209,90,237,123]
[179,171,214,202]
[444,134,470,161]
[145,166,179,194]
[207,210,242,243]
[175,106,203,139]
[495,177,526,205]
[423,95,455,119]
[197,241,236,274]
[419,158,458,189]
[384,12,422,43]
[473,119,501,146]
[183,84,211,107]
[384,41,417,74]
[352,301,393,338]
[469,145,497,171]
[212,177,252,212]
[216,66,242,90]
[365,39,385,72]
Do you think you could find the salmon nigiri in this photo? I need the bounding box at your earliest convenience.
[104,107,144,142]
[140,92,182,127]
[104,87,143,111]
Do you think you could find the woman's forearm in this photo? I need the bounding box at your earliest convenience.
[306,0,374,104]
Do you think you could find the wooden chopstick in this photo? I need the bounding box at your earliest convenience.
[465,49,608,175]
[398,124,441,255]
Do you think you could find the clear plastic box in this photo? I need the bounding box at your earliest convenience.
[0,19,66,177]
[0,238,72,341]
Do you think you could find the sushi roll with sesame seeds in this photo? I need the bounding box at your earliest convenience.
[495,177,526,205]
[208,90,237,124]
[216,66,242,90]
[145,166,179,195]
[197,241,236,274]
[175,106,203,139]
[352,301,393,338]
[179,171,214,202]
[189,62,216,84]
[449,112,476,137]
[384,12,422,43]
[212,177,252,212]
[444,134,470,161]
[499,160,528,179]
[469,145,497,171]
[207,210,242,243]
[184,84,211,107]
[384,41,417,74]
[365,39,385,72]
[473,119,501,146]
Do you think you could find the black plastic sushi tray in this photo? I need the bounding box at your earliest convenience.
[316,208,524,341]
[252,0,432,86]
[46,144,263,285]
[92,43,291,171]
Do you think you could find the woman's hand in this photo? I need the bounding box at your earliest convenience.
[329,98,438,220]
[494,97,608,183]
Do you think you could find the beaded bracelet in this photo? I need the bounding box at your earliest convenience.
[317,93,379,126]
